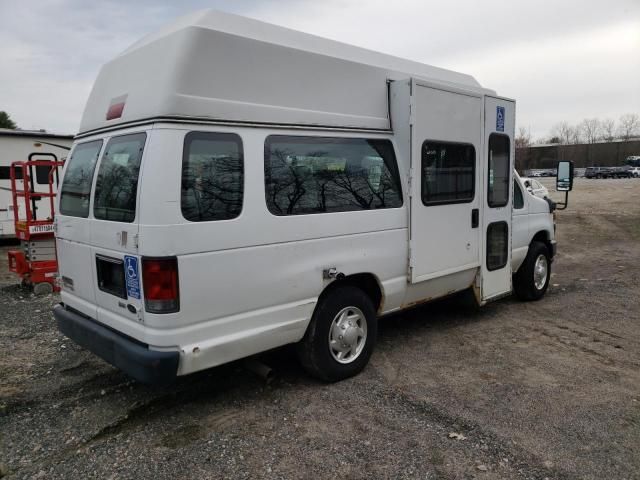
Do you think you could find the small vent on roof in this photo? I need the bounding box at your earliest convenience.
[106,94,128,120]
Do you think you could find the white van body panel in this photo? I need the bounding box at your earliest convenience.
[55,10,556,380]
[512,175,530,271]
[511,173,555,273]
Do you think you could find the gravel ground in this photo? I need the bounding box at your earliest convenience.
[1,178,639,479]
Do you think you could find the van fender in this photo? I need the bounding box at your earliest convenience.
[314,272,384,316]
[530,230,555,260]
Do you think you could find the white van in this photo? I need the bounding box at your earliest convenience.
[54,10,566,384]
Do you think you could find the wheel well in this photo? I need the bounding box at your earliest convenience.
[531,230,553,259]
[318,273,383,313]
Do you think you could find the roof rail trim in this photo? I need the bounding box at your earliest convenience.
[75,115,394,139]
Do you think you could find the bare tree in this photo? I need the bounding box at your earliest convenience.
[570,126,582,144]
[515,126,532,148]
[601,118,615,142]
[551,121,575,144]
[579,118,602,144]
[618,113,640,141]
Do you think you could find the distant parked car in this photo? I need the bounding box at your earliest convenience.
[625,156,640,167]
[521,177,550,198]
[630,167,640,178]
[609,166,632,178]
[585,167,612,179]
[529,169,555,178]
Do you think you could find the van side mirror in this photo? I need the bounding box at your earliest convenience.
[556,161,573,192]
[554,160,573,210]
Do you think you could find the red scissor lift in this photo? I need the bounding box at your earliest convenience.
[7,154,64,294]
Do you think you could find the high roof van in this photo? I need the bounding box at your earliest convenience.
[54,10,566,384]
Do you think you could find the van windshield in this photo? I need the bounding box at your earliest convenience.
[59,140,103,217]
[94,133,146,223]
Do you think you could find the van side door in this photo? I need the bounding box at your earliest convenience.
[481,96,515,300]
[407,80,482,284]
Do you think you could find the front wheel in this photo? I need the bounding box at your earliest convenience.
[297,286,377,382]
[513,241,551,301]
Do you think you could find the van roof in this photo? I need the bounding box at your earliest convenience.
[79,9,492,135]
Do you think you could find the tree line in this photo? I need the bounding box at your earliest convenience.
[0,111,17,129]
[517,113,640,148]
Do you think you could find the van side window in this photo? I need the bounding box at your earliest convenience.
[488,134,510,207]
[513,180,524,209]
[59,140,103,218]
[94,133,146,223]
[264,136,402,216]
[486,221,508,270]
[181,132,244,222]
[421,142,475,205]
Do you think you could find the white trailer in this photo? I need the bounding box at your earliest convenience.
[0,129,72,238]
[54,10,568,383]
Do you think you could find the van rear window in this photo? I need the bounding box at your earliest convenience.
[59,140,103,217]
[94,133,146,223]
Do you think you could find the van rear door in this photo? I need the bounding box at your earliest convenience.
[89,132,147,325]
[56,139,104,319]
[57,131,148,327]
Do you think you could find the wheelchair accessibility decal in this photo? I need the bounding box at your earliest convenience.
[124,255,141,299]
[496,106,505,132]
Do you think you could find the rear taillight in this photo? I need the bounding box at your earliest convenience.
[142,257,179,313]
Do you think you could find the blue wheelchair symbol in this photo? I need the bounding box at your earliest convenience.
[496,106,505,132]
[124,255,140,299]
[126,258,137,279]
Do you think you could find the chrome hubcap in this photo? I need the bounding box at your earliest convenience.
[533,254,548,290]
[328,306,367,364]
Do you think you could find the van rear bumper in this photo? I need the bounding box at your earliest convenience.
[54,304,179,384]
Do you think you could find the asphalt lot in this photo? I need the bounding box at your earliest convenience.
[1,178,639,479]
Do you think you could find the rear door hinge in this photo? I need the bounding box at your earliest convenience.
[408,167,414,197]
[409,95,416,126]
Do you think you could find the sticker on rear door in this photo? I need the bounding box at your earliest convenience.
[496,106,505,132]
[124,255,140,299]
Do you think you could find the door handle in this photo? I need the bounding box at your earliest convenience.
[471,208,479,228]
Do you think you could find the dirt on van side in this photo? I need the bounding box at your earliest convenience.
[1,177,639,480]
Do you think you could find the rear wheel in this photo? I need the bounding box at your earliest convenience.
[513,241,551,301]
[297,286,377,382]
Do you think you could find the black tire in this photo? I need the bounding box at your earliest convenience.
[513,241,551,301]
[297,286,377,382]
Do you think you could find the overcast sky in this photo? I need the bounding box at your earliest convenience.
[0,0,638,139]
